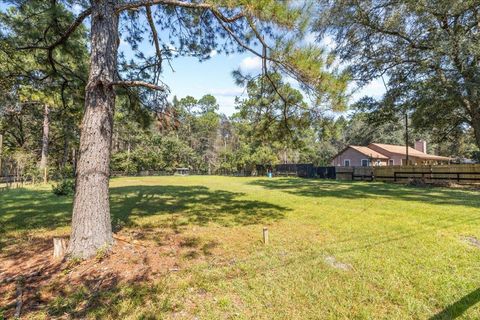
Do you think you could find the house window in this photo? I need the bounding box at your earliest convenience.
[361,159,369,167]
[389,159,394,166]
[375,160,381,166]
[344,159,350,167]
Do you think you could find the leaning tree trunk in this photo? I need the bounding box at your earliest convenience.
[39,104,50,183]
[68,0,119,259]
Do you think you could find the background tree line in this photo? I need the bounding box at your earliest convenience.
[1,73,479,181]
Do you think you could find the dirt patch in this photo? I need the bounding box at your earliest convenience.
[461,236,480,249]
[0,229,220,318]
[324,256,352,271]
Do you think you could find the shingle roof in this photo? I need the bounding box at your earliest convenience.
[348,145,389,159]
[368,143,452,161]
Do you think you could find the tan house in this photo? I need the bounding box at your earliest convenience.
[331,140,452,167]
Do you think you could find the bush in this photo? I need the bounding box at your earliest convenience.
[52,179,75,196]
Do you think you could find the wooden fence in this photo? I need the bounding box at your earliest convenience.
[336,167,373,181]
[374,164,480,183]
[335,164,480,183]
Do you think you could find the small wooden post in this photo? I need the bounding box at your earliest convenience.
[53,237,68,259]
[263,227,269,245]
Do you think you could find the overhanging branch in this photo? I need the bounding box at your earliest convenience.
[145,5,163,77]
[116,0,212,13]
[111,80,167,91]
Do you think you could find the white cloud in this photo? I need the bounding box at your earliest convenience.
[215,96,238,116]
[240,56,262,72]
[319,35,335,50]
[209,50,218,58]
[72,4,83,15]
[304,32,335,52]
[350,78,387,103]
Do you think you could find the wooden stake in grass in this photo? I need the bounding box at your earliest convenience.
[53,237,68,259]
[263,227,269,245]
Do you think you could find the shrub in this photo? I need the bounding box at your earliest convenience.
[52,179,75,196]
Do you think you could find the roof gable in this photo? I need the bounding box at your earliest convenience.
[334,145,389,160]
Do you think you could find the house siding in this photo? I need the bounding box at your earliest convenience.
[331,147,388,167]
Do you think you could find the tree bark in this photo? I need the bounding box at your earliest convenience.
[67,0,119,259]
[0,134,3,177]
[472,107,480,149]
[39,104,50,183]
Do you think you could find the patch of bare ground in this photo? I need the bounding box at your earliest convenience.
[0,228,219,318]
[324,255,353,271]
[461,235,480,249]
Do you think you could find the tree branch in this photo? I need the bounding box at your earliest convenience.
[111,80,167,91]
[145,5,163,76]
[116,0,213,13]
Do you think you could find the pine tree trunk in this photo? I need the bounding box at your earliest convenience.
[39,104,50,183]
[67,0,119,259]
[0,134,3,177]
[472,107,480,150]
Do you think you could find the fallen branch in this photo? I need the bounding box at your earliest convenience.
[0,270,41,285]
[113,235,147,247]
[14,278,24,318]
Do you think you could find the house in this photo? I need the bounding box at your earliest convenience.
[331,140,452,167]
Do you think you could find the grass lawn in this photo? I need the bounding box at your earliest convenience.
[1,176,480,319]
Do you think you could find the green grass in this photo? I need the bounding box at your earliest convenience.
[2,176,480,319]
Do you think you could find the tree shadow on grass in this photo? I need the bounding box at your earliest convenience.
[248,178,480,209]
[0,184,287,242]
[0,188,73,245]
[249,178,480,255]
[110,185,287,230]
[430,287,480,319]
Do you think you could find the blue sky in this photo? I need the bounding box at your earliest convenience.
[121,38,387,116]
[149,50,387,116]
[118,26,386,116]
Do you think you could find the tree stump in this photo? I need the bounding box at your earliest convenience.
[53,237,68,259]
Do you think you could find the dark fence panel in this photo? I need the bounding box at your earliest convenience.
[274,163,315,178]
[315,166,336,179]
